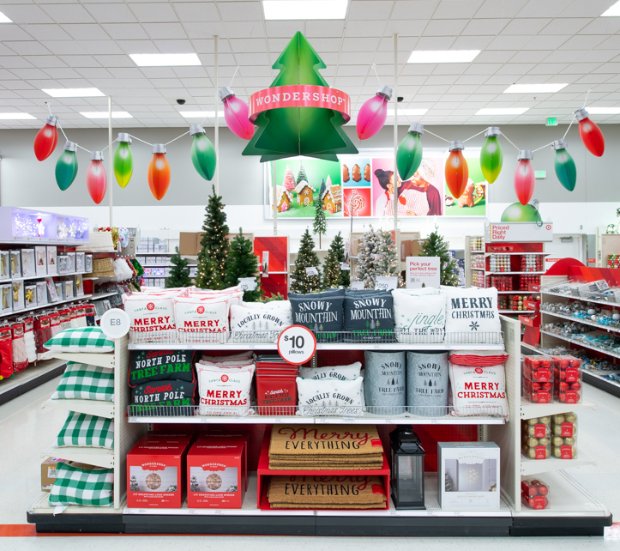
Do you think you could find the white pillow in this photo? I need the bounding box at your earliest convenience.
[443,287,502,344]
[296,377,364,416]
[174,296,230,343]
[230,301,292,342]
[196,362,255,416]
[299,361,362,381]
[392,291,445,343]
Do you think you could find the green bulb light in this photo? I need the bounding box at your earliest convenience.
[480,127,503,184]
[396,122,423,181]
[553,139,576,192]
[113,133,133,188]
[55,141,78,191]
[190,124,217,181]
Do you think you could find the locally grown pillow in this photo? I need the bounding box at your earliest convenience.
[343,290,395,341]
[129,350,194,386]
[229,301,292,342]
[296,376,364,416]
[444,287,502,344]
[449,351,509,418]
[44,327,114,353]
[56,412,114,449]
[52,362,114,402]
[289,289,344,340]
[299,361,362,381]
[392,290,446,343]
[196,362,255,416]
[49,462,113,507]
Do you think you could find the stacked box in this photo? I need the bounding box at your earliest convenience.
[552,356,582,404]
[551,412,577,459]
[521,416,551,460]
[521,478,549,509]
[522,356,553,404]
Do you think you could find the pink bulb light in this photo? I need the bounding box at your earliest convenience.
[87,151,107,205]
[219,87,254,140]
[356,86,393,140]
[514,150,535,206]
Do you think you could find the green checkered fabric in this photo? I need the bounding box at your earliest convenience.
[56,412,114,449]
[49,462,113,507]
[44,327,114,353]
[52,362,114,402]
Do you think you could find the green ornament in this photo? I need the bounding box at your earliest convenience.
[553,139,576,192]
[113,133,133,188]
[55,141,78,191]
[243,32,357,162]
[480,127,503,184]
[190,125,216,181]
[501,202,542,223]
[397,123,423,180]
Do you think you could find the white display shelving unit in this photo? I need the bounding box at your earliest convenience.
[27,317,611,536]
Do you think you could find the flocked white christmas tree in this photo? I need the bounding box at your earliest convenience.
[356,226,399,289]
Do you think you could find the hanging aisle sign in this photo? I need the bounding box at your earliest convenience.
[249,85,351,122]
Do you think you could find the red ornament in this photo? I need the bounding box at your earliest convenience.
[33,115,58,161]
[445,141,468,199]
[87,151,107,205]
[575,108,605,157]
[514,150,535,205]
[147,144,171,201]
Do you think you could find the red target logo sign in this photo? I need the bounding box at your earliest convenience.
[220,374,229,383]
[147,302,155,311]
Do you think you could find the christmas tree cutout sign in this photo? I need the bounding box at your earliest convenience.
[244,32,358,162]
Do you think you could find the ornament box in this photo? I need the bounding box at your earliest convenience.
[12,281,25,311]
[35,281,47,306]
[46,246,57,275]
[21,249,36,277]
[24,285,37,307]
[0,251,8,279]
[35,246,47,276]
[437,442,500,511]
[9,250,21,278]
[85,254,93,274]
[186,437,246,508]
[75,252,85,273]
[0,284,11,314]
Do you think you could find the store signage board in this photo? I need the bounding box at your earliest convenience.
[100,308,130,339]
[375,275,398,290]
[277,325,317,365]
[486,223,553,242]
[406,256,440,289]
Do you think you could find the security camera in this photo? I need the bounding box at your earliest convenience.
[176,98,186,105]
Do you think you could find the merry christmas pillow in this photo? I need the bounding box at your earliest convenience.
[444,287,502,344]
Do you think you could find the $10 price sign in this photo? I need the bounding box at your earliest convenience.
[277,325,317,365]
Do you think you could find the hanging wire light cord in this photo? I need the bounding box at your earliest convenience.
[424,128,451,143]
[532,141,555,153]
[101,138,119,152]
[165,130,190,146]
[500,131,521,152]
[128,134,154,147]
[463,128,488,143]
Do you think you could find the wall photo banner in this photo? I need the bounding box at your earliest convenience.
[264,148,487,220]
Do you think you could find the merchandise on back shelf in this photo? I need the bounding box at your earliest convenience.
[1,284,11,314]
[0,251,9,279]
[75,252,85,273]
[23,317,37,364]
[491,276,513,291]
[522,355,554,404]
[406,351,449,416]
[63,280,74,300]
[57,255,69,275]
[521,478,549,509]
[21,249,36,277]
[9,250,21,278]
[35,281,47,307]
[11,322,28,372]
[35,246,47,276]
[49,311,61,337]
[12,281,24,311]
[33,314,52,357]
[85,254,93,274]
[364,351,405,415]
[392,289,445,343]
[24,284,37,307]
[46,246,57,275]
[0,326,13,379]
[521,416,551,459]
[66,252,76,273]
[551,412,577,459]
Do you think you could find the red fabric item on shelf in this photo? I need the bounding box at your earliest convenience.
[10,322,28,373]
[449,353,508,367]
[0,326,14,380]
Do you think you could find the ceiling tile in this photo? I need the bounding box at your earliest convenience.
[83,2,138,23]
[474,0,529,18]
[0,4,54,24]
[128,2,178,23]
[142,22,187,40]
[423,19,468,36]
[392,1,439,20]
[461,18,509,35]
[63,23,111,40]
[20,24,72,40]
[102,23,149,40]
[348,1,394,20]
[173,2,220,21]
[4,41,52,56]
[40,4,96,23]
[217,1,263,21]
[542,18,590,35]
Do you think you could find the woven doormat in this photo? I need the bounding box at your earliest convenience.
[268,476,386,509]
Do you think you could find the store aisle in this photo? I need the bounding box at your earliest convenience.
[0,376,617,549]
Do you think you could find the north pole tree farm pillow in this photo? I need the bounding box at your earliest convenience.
[444,287,502,344]
[129,350,194,386]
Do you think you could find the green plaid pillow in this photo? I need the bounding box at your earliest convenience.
[49,462,113,507]
[45,327,114,353]
[52,362,114,402]
[57,412,114,449]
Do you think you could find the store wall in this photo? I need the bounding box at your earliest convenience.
[1,123,618,249]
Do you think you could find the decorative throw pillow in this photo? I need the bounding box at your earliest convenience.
[299,361,362,381]
[129,350,194,386]
[49,462,113,507]
[124,293,177,343]
[343,290,395,341]
[44,327,114,353]
[289,289,345,340]
[52,362,114,402]
[296,376,364,416]
[56,412,114,449]
[230,301,292,342]
[444,287,502,344]
[131,379,196,415]
[174,295,230,342]
[196,362,255,416]
[392,290,445,343]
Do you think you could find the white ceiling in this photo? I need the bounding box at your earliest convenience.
[1,0,620,129]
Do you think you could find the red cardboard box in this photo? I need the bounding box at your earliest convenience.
[187,438,245,508]
[127,435,191,508]
[198,433,248,490]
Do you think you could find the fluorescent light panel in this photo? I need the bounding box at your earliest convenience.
[0,112,35,120]
[602,1,620,16]
[42,87,104,98]
[179,110,223,118]
[407,50,480,63]
[0,11,12,23]
[129,53,201,67]
[80,111,133,119]
[262,0,348,20]
[504,83,568,94]
[386,108,428,116]
[586,106,620,114]
[476,107,529,115]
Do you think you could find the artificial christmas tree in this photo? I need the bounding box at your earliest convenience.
[165,247,191,288]
[420,229,460,286]
[313,196,327,249]
[323,232,349,288]
[225,228,261,301]
[356,227,399,289]
[290,229,321,293]
[196,185,230,289]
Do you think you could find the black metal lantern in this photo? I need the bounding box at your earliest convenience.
[390,426,425,509]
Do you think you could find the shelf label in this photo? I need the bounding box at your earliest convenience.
[100,308,130,339]
[277,325,317,365]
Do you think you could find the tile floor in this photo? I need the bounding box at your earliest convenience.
[0,376,617,550]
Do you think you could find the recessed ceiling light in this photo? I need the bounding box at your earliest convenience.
[386,108,429,116]
[80,111,133,119]
[179,110,223,118]
[0,11,12,23]
[42,87,105,98]
[504,83,568,94]
[0,112,36,120]
[586,106,620,115]
[262,0,348,20]
[601,1,620,16]
[129,53,201,67]
[407,50,480,64]
[476,107,529,115]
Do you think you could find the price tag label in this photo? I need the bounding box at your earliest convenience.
[100,308,130,339]
[340,263,351,271]
[238,277,257,291]
[277,325,317,365]
[375,275,398,290]
[305,266,319,276]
